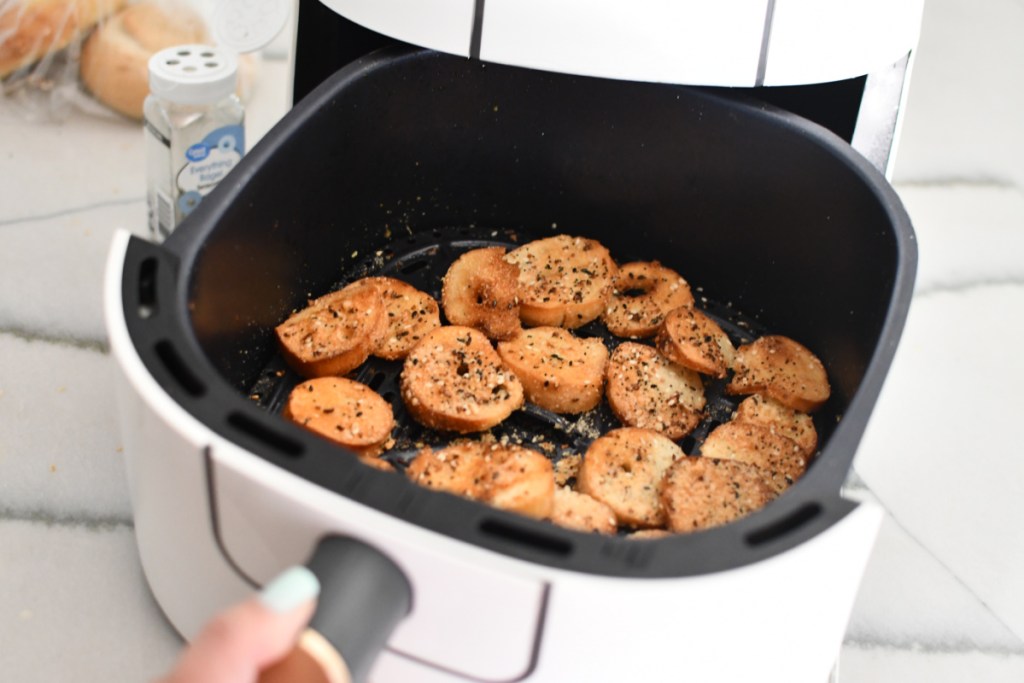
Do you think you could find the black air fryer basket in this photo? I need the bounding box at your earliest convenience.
[120,48,916,577]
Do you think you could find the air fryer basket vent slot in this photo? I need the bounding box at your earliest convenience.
[479,517,574,557]
[155,340,206,398]
[745,502,823,546]
[137,256,158,319]
[227,411,304,458]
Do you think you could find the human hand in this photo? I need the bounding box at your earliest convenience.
[157,566,321,683]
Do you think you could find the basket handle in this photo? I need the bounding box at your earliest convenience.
[259,536,412,683]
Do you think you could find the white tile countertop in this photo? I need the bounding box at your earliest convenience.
[2,1,1023,681]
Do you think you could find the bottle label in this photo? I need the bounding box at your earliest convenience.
[175,124,245,219]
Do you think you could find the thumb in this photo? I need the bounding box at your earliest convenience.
[159,566,320,683]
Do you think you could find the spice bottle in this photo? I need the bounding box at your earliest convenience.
[144,45,244,242]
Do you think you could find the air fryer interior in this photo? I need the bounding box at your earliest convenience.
[130,47,914,576]
[243,226,778,466]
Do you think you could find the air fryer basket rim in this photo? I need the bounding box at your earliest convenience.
[121,46,916,578]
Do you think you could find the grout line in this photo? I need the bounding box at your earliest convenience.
[893,179,1022,192]
[843,637,1024,657]
[0,195,144,228]
[0,326,109,353]
[914,277,1024,298]
[0,508,134,530]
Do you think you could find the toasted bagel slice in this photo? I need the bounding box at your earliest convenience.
[283,377,395,458]
[275,279,386,378]
[627,529,673,540]
[359,456,396,472]
[505,235,617,329]
[601,261,694,339]
[406,442,489,499]
[400,326,524,433]
[605,342,705,440]
[655,305,736,378]
[496,327,608,414]
[407,440,554,518]
[699,421,808,493]
[364,276,441,360]
[548,487,617,534]
[484,443,556,519]
[577,427,683,528]
[553,453,583,487]
[733,394,817,457]
[661,456,775,533]
[726,335,830,412]
[441,247,521,341]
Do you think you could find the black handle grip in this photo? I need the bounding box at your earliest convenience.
[305,535,412,683]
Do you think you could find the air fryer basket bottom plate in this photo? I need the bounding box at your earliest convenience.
[247,224,820,487]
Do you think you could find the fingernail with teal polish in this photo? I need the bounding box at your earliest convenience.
[259,566,321,614]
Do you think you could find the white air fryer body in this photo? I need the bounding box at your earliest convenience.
[106,3,924,679]
[317,0,925,177]
[106,230,882,682]
[320,0,924,86]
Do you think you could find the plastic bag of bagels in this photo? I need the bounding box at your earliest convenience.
[0,0,258,121]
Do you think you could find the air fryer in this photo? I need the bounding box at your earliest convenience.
[106,47,916,683]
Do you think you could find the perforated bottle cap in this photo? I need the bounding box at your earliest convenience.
[212,0,291,54]
[148,45,238,105]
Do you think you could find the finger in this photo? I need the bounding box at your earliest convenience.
[159,566,320,683]
[163,597,316,683]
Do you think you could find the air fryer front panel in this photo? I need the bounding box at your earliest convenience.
[306,0,923,87]
[295,0,921,172]
[125,47,914,578]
